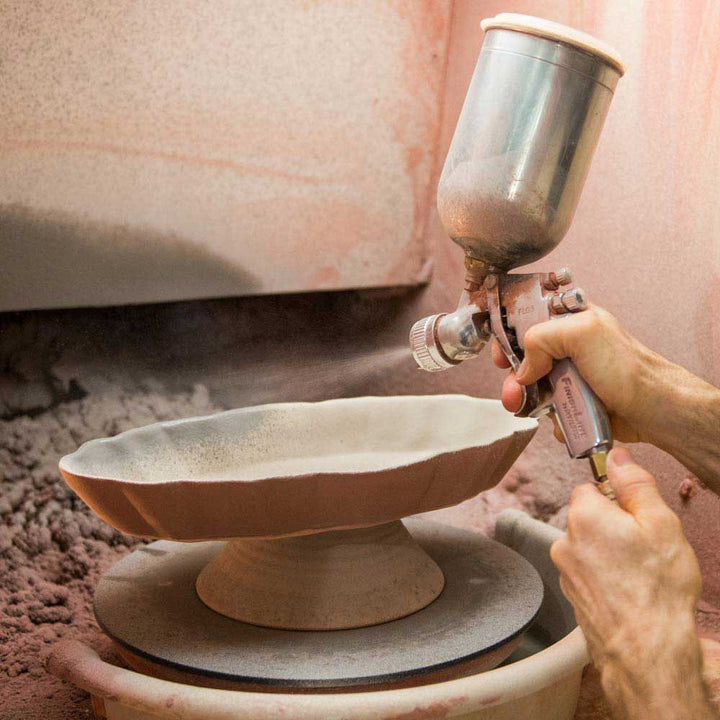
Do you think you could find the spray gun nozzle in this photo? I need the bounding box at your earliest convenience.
[410,306,489,373]
[409,314,458,372]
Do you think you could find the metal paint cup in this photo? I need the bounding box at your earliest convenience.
[438,14,624,270]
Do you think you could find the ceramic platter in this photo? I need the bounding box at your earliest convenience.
[60,395,537,540]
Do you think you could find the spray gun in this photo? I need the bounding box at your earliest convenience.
[410,15,625,494]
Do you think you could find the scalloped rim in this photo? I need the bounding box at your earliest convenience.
[59,395,537,485]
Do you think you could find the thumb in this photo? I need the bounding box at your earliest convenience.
[607,447,666,516]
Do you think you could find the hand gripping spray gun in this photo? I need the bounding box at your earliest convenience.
[410,15,625,494]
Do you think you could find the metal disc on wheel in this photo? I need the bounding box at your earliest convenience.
[94,519,543,689]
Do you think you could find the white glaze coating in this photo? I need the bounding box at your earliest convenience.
[61,395,536,484]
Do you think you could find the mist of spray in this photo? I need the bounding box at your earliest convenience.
[220,345,411,406]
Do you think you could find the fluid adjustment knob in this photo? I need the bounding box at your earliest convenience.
[409,314,457,372]
[562,287,587,312]
[555,267,573,286]
[543,267,573,290]
[550,288,588,314]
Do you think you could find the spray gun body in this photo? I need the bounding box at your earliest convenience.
[410,14,625,487]
[413,268,612,477]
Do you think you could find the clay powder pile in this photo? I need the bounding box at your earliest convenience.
[0,384,221,720]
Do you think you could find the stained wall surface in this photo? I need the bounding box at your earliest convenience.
[2,5,720,704]
[0,1,448,309]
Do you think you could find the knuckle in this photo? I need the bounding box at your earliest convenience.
[615,469,656,494]
[558,576,573,601]
[589,305,613,324]
[652,507,683,534]
[550,538,570,566]
[568,484,596,511]
[593,305,620,332]
[566,503,592,534]
[577,308,603,337]
[523,326,541,352]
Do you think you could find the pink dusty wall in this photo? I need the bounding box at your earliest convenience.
[423,0,720,624]
[0,1,450,309]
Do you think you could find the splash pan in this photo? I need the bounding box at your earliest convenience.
[47,512,588,719]
[59,395,536,541]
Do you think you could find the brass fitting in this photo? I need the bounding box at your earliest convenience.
[464,256,489,291]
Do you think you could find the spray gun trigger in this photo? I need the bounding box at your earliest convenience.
[485,276,541,417]
[527,383,555,419]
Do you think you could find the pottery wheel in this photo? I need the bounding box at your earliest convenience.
[94,519,543,688]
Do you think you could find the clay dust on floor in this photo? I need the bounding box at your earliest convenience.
[0,384,221,720]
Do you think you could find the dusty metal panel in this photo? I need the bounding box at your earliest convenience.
[0,1,450,310]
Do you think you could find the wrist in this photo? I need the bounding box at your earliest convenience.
[635,351,720,454]
[599,619,715,720]
[627,345,679,446]
[601,664,714,720]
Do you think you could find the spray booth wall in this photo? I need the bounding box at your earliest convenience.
[1,0,720,628]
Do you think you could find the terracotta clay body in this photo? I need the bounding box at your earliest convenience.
[196,521,446,630]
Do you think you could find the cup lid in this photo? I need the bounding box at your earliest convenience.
[481,13,625,76]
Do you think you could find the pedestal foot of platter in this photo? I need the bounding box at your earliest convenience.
[196,520,445,630]
[47,512,590,720]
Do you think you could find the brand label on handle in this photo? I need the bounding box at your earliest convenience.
[559,376,587,441]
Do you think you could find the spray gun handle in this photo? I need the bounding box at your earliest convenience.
[532,358,613,460]
[409,272,615,494]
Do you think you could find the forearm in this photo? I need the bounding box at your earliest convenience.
[636,350,720,490]
[602,661,717,720]
[600,619,718,720]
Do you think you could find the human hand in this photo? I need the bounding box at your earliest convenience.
[491,305,657,444]
[551,447,712,719]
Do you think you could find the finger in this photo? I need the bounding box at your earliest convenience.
[551,415,564,443]
[491,339,511,369]
[557,568,584,612]
[515,327,555,385]
[501,372,523,413]
[516,311,600,385]
[566,483,618,538]
[558,575,575,604]
[550,536,571,570]
[607,447,668,516]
